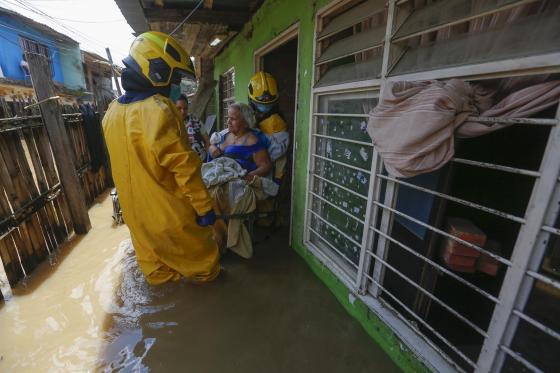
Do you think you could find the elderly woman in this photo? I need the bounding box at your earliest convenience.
[209,102,272,180]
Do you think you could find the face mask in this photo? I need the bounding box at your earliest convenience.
[169,84,182,102]
[254,102,274,114]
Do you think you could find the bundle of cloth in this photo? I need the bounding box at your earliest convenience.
[201,157,279,259]
[367,78,560,178]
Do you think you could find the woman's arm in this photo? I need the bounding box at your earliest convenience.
[245,148,272,181]
[208,144,223,159]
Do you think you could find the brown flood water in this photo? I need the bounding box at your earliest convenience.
[0,192,399,372]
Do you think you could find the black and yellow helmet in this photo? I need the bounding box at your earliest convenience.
[248,72,279,105]
[123,31,194,87]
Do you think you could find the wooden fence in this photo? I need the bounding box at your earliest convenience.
[0,97,108,298]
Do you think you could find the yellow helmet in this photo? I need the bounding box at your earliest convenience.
[248,72,279,105]
[123,31,194,87]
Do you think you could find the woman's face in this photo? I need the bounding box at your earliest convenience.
[227,107,247,135]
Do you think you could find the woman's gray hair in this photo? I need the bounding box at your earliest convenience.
[229,102,256,129]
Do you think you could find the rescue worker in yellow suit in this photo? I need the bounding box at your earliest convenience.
[102,31,220,285]
[248,72,289,183]
[248,72,290,225]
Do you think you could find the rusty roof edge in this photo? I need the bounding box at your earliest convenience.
[114,0,150,35]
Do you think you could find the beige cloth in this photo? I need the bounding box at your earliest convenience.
[209,177,270,259]
[367,79,560,178]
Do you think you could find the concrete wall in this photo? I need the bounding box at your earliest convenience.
[0,13,85,90]
[213,1,427,372]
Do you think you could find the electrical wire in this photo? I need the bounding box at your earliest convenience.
[49,17,125,24]
[0,22,78,53]
[5,0,127,54]
[169,0,204,36]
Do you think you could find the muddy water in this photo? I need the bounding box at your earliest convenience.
[0,193,399,372]
[0,192,132,371]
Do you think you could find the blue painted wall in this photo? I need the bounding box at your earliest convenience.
[0,12,85,90]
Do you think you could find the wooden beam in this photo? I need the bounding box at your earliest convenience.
[203,0,213,9]
[26,53,91,234]
[144,8,250,26]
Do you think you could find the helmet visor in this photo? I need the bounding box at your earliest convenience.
[171,68,195,84]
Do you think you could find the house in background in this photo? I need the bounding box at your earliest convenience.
[81,50,119,111]
[0,6,86,107]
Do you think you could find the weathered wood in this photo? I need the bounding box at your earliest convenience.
[22,128,66,245]
[105,48,122,96]
[33,126,73,235]
[1,133,48,261]
[0,140,38,271]
[26,52,91,234]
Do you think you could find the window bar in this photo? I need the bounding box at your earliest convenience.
[526,270,560,291]
[541,224,560,236]
[364,272,478,369]
[465,116,557,126]
[500,345,544,373]
[373,200,512,266]
[371,226,499,303]
[476,111,560,373]
[304,100,322,244]
[312,133,373,147]
[452,158,540,178]
[312,153,371,173]
[309,227,359,270]
[308,208,362,247]
[356,149,383,292]
[366,249,489,337]
[312,173,368,200]
[313,112,369,118]
[309,191,365,223]
[377,173,526,224]
[369,178,399,297]
[512,310,560,341]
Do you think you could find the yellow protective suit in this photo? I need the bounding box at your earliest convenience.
[102,94,220,285]
[256,113,289,227]
[258,113,288,181]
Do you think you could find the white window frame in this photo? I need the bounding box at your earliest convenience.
[304,1,560,372]
[220,67,235,128]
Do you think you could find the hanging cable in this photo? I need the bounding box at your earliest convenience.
[169,0,204,36]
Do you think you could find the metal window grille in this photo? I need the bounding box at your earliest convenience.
[305,0,560,372]
[19,37,54,77]
[220,68,235,128]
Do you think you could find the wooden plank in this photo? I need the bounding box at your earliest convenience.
[26,53,91,234]
[1,132,49,261]
[23,127,66,243]
[0,138,38,271]
[33,126,72,236]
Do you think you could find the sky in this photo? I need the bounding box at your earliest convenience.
[0,0,135,67]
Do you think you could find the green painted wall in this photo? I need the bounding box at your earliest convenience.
[213,1,429,372]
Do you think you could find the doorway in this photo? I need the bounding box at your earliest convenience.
[254,25,299,240]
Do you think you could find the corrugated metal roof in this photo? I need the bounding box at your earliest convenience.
[114,0,150,34]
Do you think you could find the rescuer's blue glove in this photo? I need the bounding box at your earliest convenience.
[196,210,216,227]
